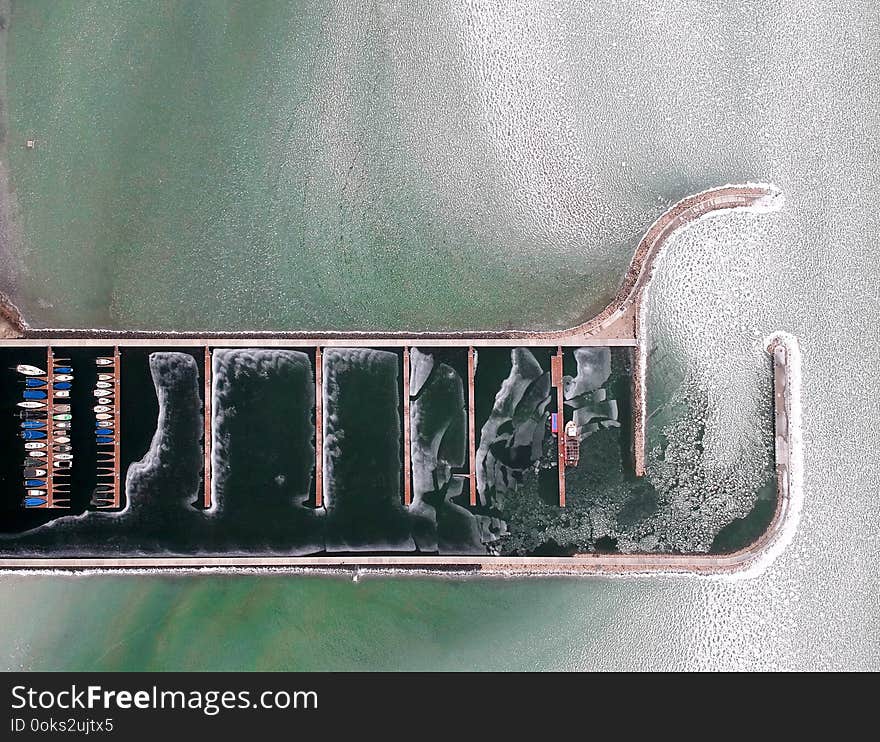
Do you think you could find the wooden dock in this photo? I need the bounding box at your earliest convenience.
[552,347,566,507]
[203,347,212,508]
[43,347,58,508]
[467,347,477,506]
[402,347,412,506]
[315,347,323,508]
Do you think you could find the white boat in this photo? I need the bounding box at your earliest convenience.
[54,436,71,444]
[93,389,114,397]
[97,397,113,405]
[95,413,112,421]
[26,488,47,497]
[29,451,47,458]
[95,358,113,366]
[17,401,45,409]
[94,405,111,413]
[16,364,45,376]
[96,381,113,389]
[24,442,46,450]
[54,460,72,468]
[54,453,74,461]
[55,405,71,412]
[97,373,113,381]
[55,374,74,382]
[54,390,71,398]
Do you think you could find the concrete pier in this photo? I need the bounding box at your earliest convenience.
[314,347,323,508]
[552,347,566,507]
[203,346,212,509]
[402,347,412,506]
[467,346,477,506]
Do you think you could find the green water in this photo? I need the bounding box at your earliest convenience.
[2,0,602,331]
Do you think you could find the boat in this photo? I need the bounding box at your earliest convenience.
[54,460,72,469]
[54,422,71,430]
[95,358,113,366]
[95,381,113,389]
[24,497,46,507]
[54,404,71,412]
[564,420,580,467]
[96,436,114,444]
[24,442,46,450]
[54,367,73,374]
[54,436,71,444]
[22,389,48,400]
[93,405,111,413]
[95,413,112,421]
[26,488,47,496]
[53,381,72,390]
[21,430,47,440]
[24,378,47,388]
[96,397,113,405]
[21,420,46,429]
[95,428,114,435]
[16,364,45,376]
[54,453,74,461]
[17,401,45,409]
[97,373,113,381]
[95,419,114,426]
[52,413,73,421]
[55,390,71,398]
[54,374,74,381]
[26,450,47,459]
[53,445,72,452]
[93,389,114,397]
[24,479,46,487]
[23,467,47,478]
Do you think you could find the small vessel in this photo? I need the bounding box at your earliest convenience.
[21,430,47,440]
[25,378,47,388]
[24,479,46,487]
[55,404,72,412]
[24,497,46,507]
[94,389,114,397]
[52,413,73,421]
[93,405,111,413]
[54,374,74,381]
[27,451,47,459]
[54,460,72,469]
[26,488,47,497]
[54,367,73,374]
[53,381,72,390]
[97,373,113,381]
[96,418,114,426]
[96,397,113,405]
[95,428,114,435]
[24,441,46,450]
[95,381,113,389]
[53,444,72,452]
[21,420,46,429]
[55,453,74,461]
[23,467,47,478]
[53,421,71,430]
[96,436,114,444]
[17,401,46,409]
[95,357,113,366]
[95,413,112,421]
[55,390,71,398]
[16,364,45,376]
[54,436,71,444]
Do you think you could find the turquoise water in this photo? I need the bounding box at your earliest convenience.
[1,0,879,670]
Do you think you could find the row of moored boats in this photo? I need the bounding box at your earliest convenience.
[16,359,75,508]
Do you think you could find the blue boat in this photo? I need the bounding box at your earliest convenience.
[21,420,46,429]
[54,366,73,374]
[21,430,47,440]
[95,428,113,435]
[25,479,46,487]
[96,436,114,444]
[25,378,47,388]
[24,497,46,507]
[53,381,72,390]
[23,389,47,400]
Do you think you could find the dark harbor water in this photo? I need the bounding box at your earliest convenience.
[0,344,775,558]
